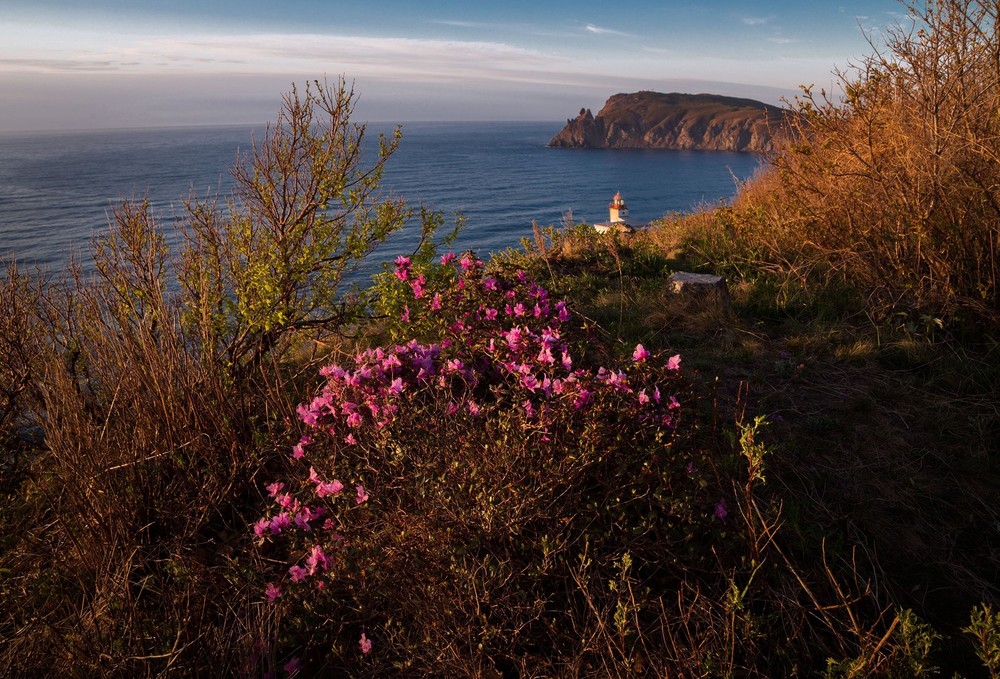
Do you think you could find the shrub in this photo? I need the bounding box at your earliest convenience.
[253,253,729,675]
[682,0,1000,329]
[0,79,413,675]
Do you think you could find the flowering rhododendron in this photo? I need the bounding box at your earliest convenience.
[253,252,694,671]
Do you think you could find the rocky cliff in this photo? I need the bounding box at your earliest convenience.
[548,91,785,153]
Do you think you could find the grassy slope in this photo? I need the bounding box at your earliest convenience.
[500,223,1000,672]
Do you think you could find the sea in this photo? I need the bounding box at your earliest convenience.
[0,121,764,285]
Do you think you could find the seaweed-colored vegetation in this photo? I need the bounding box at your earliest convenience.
[2,1,1000,676]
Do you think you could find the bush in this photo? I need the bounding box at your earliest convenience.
[684,0,1000,330]
[253,253,734,675]
[0,79,412,675]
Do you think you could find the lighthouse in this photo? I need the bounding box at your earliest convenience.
[609,191,629,223]
[594,191,636,234]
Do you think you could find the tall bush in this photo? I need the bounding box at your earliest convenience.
[0,79,412,675]
[725,0,1000,326]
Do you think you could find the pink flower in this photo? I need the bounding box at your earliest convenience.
[637,389,650,404]
[316,479,344,498]
[485,307,498,321]
[356,485,369,504]
[359,632,373,654]
[410,274,426,298]
[320,364,347,379]
[666,354,681,371]
[284,657,301,676]
[253,517,270,538]
[291,434,312,459]
[264,582,281,603]
[606,370,631,391]
[440,252,456,265]
[289,565,308,582]
[522,399,536,419]
[561,352,573,371]
[482,277,498,291]
[266,482,285,498]
[296,402,319,427]
[459,254,475,271]
[394,255,411,280]
[346,411,363,428]
[430,293,442,311]
[306,544,329,574]
[344,433,357,445]
[400,305,410,323]
[293,511,313,532]
[504,327,525,352]
[632,343,651,362]
[555,301,570,322]
[714,498,728,521]
[269,513,292,534]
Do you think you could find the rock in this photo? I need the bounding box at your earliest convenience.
[668,272,730,308]
[548,91,785,153]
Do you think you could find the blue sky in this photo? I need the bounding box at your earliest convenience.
[0,0,905,131]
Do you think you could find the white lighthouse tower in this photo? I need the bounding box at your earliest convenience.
[609,191,629,223]
[594,191,635,234]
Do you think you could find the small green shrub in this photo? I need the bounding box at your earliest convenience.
[966,605,1000,678]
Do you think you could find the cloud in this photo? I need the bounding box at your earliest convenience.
[585,23,633,37]
[742,17,769,26]
[432,20,486,28]
[767,37,796,45]
[0,57,117,71]
[0,28,568,83]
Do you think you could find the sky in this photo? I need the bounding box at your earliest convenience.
[0,0,906,132]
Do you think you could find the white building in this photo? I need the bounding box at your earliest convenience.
[593,192,636,234]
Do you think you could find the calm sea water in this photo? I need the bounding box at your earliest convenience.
[0,121,763,282]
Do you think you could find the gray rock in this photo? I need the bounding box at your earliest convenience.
[668,272,730,308]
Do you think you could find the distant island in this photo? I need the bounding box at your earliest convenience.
[548,91,785,153]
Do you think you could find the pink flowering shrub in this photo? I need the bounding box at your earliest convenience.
[254,253,726,674]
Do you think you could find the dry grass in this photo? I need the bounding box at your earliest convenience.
[501,209,1000,674]
[660,0,1000,332]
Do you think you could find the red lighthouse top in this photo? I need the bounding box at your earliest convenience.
[610,191,627,209]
